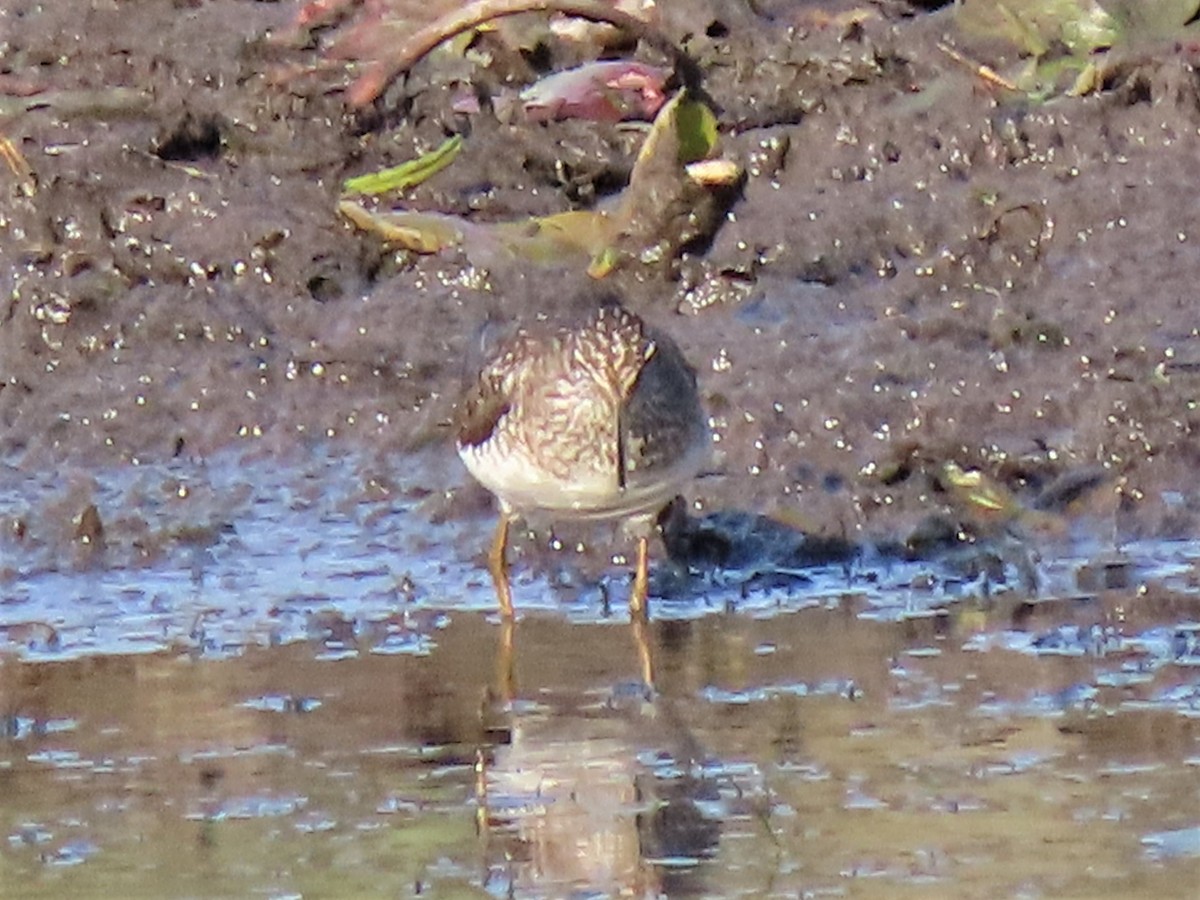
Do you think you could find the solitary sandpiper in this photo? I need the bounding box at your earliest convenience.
[455,302,708,618]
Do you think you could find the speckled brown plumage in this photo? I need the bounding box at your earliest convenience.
[455,302,708,617]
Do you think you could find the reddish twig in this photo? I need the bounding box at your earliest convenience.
[348,0,699,106]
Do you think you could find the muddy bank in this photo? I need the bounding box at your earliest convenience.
[4,2,1200,573]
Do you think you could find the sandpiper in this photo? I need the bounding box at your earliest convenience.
[455,302,708,618]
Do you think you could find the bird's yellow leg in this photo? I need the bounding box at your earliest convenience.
[488,516,514,618]
[630,534,650,619]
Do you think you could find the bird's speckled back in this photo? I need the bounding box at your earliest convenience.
[455,302,707,521]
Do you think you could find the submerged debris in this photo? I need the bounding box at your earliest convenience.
[657,495,858,594]
[73,503,105,546]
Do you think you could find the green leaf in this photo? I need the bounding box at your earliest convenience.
[341,134,463,196]
[674,98,718,164]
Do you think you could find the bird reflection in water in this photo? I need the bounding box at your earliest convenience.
[474,618,719,896]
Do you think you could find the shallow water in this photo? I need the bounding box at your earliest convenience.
[1,452,1199,897]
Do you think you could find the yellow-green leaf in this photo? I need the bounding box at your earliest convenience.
[494,209,617,263]
[337,200,462,253]
[587,246,622,279]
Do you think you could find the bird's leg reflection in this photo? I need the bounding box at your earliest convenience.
[474,746,488,836]
[477,618,516,839]
[630,613,655,691]
[496,616,516,704]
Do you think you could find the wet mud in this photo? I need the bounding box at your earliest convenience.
[3,0,1200,896]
